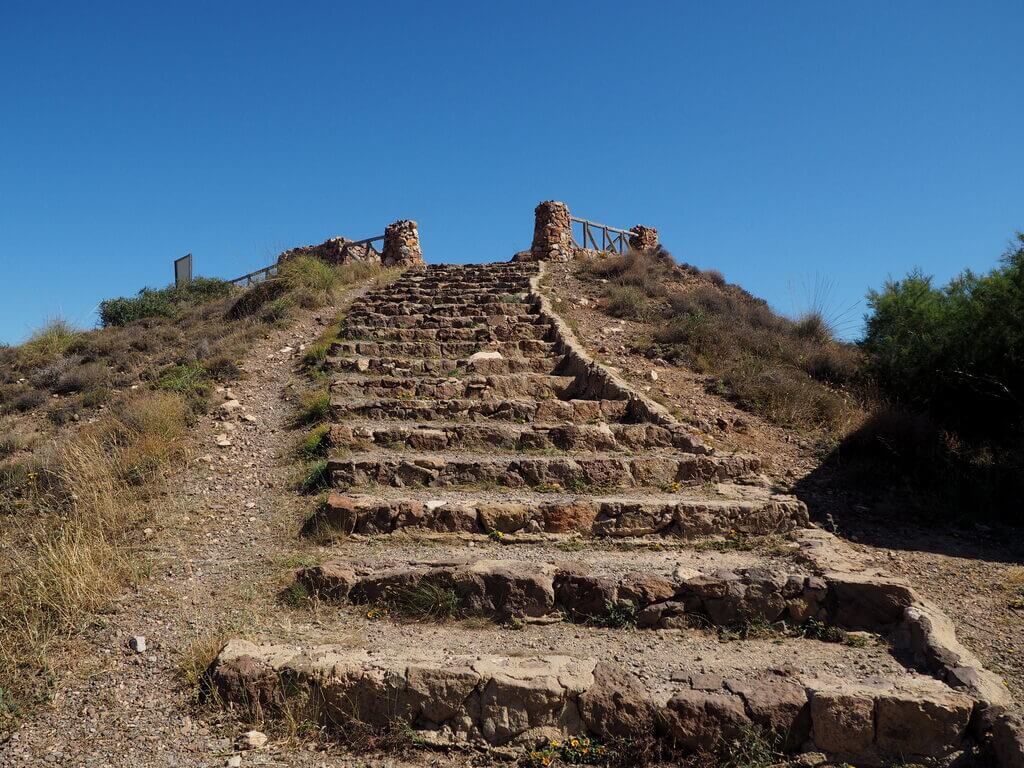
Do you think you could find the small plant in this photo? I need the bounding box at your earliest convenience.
[488,529,505,542]
[388,582,462,621]
[280,580,313,608]
[800,618,870,647]
[298,460,330,494]
[597,600,637,629]
[296,424,331,460]
[295,389,331,426]
[522,736,610,767]
[720,724,780,768]
[695,529,753,552]
[157,362,211,405]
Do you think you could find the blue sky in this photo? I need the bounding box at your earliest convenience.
[1,1,1022,343]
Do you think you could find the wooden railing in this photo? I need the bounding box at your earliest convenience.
[228,263,278,287]
[570,216,632,254]
[227,235,385,287]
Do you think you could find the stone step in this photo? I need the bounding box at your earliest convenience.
[342,312,544,330]
[330,339,557,359]
[297,554,827,628]
[326,354,555,376]
[329,373,575,401]
[210,636,974,759]
[307,488,806,537]
[329,396,629,424]
[351,301,533,317]
[389,278,532,292]
[365,286,529,301]
[326,451,761,491]
[341,324,551,342]
[328,419,708,454]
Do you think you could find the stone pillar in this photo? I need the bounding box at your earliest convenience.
[628,225,659,252]
[382,219,423,267]
[530,201,574,261]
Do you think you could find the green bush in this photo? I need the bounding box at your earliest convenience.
[863,234,1024,440]
[99,278,234,327]
[847,233,1024,524]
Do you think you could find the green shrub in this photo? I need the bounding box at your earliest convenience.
[604,286,650,320]
[863,235,1024,440]
[156,362,211,405]
[853,235,1024,523]
[99,278,234,327]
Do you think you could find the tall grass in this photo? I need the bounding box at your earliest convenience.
[0,391,188,731]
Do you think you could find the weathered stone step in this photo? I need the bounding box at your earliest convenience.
[365,287,528,302]
[329,373,574,401]
[307,488,804,537]
[326,354,555,376]
[210,638,974,760]
[342,312,544,330]
[327,451,761,491]
[329,396,629,424]
[328,419,708,454]
[352,301,533,317]
[389,278,532,292]
[330,339,556,359]
[341,323,551,342]
[297,556,828,629]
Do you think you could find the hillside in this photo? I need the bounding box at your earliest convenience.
[1,220,1022,768]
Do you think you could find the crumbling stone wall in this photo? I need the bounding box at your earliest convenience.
[529,201,574,261]
[629,225,659,252]
[277,236,380,266]
[382,219,424,267]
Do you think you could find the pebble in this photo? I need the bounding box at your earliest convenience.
[128,636,147,653]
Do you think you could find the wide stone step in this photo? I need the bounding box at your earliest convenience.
[326,451,761,490]
[210,638,974,759]
[297,555,829,628]
[342,312,544,329]
[329,373,575,401]
[326,354,555,376]
[365,287,529,302]
[329,396,629,423]
[330,339,556,360]
[352,301,533,317]
[341,324,551,342]
[328,419,708,454]
[391,278,532,292]
[307,488,807,537]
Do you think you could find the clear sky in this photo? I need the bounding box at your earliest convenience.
[2,1,1022,343]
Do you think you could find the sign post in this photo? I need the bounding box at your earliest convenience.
[174,254,193,287]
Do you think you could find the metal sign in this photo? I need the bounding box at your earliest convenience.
[174,253,193,287]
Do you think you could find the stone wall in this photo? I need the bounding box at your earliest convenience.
[629,225,659,252]
[529,201,574,261]
[276,236,380,266]
[382,219,424,267]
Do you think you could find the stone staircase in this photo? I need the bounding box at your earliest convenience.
[210,262,1017,765]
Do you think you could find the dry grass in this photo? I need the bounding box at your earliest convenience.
[0,391,189,730]
[580,249,864,433]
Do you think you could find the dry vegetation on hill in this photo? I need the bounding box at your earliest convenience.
[0,256,388,732]
[581,248,865,434]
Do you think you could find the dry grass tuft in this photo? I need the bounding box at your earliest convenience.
[579,249,864,433]
[0,391,189,731]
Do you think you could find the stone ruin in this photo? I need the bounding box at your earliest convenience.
[276,219,423,268]
[381,219,423,267]
[522,200,660,262]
